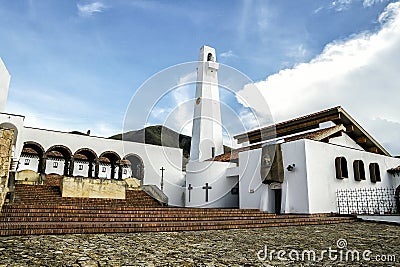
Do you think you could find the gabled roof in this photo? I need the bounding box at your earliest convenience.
[233,106,390,156]
[214,125,346,163]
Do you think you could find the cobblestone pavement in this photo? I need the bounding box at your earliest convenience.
[0,222,398,267]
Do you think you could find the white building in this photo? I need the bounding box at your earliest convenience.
[0,57,185,207]
[1,48,400,214]
[185,46,400,214]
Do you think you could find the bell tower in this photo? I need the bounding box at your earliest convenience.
[0,58,10,112]
[190,46,224,162]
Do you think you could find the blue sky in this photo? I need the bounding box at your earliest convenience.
[1,0,399,154]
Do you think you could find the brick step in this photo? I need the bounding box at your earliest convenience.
[0,210,276,218]
[0,217,356,236]
[16,196,156,200]
[0,215,301,223]
[0,209,290,217]
[0,205,277,215]
[15,198,158,205]
[2,205,333,217]
[0,216,356,230]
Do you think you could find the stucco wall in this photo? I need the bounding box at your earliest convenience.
[281,140,310,214]
[238,149,267,210]
[0,58,10,113]
[0,113,185,206]
[304,139,400,214]
[185,160,238,208]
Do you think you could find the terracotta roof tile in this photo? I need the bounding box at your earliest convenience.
[22,147,38,155]
[212,144,262,162]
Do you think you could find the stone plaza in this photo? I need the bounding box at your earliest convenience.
[0,222,398,266]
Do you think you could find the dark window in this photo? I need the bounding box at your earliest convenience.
[123,169,127,174]
[24,159,30,165]
[335,157,348,179]
[207,53,213,61]
[53,162,58,168]
[102,167,106,172]
[369,163,381,183]
[78,164,83,170]
[353,160,366,181]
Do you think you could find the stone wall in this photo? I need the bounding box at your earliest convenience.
[0,128,14,210]
[61,177,126,199]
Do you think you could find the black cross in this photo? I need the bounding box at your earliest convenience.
[202,183,212,202]
[188,184,193,202]
[160,167,165,191]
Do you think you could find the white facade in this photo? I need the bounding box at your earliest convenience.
[0,112,186,206]
[185,160,239,208]
[0,58,10,113]
[237,135,400,214]
[2,47,400,214]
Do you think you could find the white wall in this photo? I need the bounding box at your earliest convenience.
[45,158,65,175]
[329,134,364,150]
[18,155,39,172]
[185,160,238,208]
[304,139,400,214]
[73,161,93,177]
[238,149,268,210]
[0,115,186,206]
[281,140,310,214]
[238,141,310,214]
[0,58,10,113]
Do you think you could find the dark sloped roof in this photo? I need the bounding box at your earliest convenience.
[284,124,346,142]
[213,125,345,162]
[233,106,390,156]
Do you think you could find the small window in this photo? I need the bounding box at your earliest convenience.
[335,157,348,179]
[53,162,58,168]
[24,159,30,165]
[369,163,381,183]
[102,167,106,172]
[78,164,83,170]
[353,160,366,181]
[123,169,127,174]
[207,53,213,61]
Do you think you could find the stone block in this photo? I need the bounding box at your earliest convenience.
[61,177,126,199]
[15,170,40,182]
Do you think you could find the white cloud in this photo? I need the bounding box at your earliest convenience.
[246,2,400,155]
[363,0,388,7]
[77,2,107,17]
[219,50,237,59]
[331,0,353,11]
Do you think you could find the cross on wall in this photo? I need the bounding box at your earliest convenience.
[202,183,212,202]
[187,184,193,202]
[160,167,165,191]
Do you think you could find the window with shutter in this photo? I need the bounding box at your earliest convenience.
[369,163,381,183]
[335,157,348,179]
[353,160,365,181]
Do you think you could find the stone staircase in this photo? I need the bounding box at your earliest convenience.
[0,184,357,236]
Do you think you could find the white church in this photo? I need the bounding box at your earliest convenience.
[1,46,399,215]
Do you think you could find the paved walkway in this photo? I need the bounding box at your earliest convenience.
[0,222,398,266]
[357,215,400,225]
